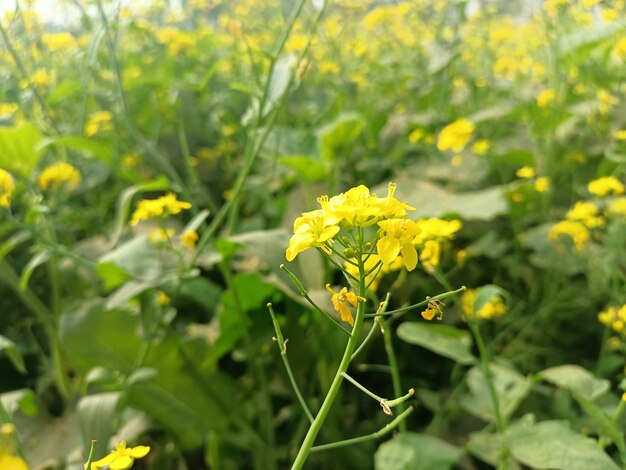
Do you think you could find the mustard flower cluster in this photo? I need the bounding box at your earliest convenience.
[461,288,507,320]
[286,183,415,268]
[130,193,192,226]
[89,441,150,470]
[0,168,15,208]
[549,176,626,251]
[598,305,626,334]
[38,162,82,191]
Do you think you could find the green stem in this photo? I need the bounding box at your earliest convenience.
[310,406,414,453]
[381,317,406,430]
[364,286,466,318]
[341,372,385,402]
[267,303,314,424]
[291,240,367,469]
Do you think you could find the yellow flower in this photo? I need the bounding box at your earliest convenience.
[0,103,18,116]
[608,197,626,216]
[42,32,77,51]
[180,230,199,249]
[597,305,626,334]
[325,284,364,326]
[408,128,425,143]
[461,289,507,320]
[598,90,617,115]
[534,177,550,193]
[471,139,490,156]
[38,162,81,191]
[615,38,626,60]
[516,166,536,179]
[566,201,604,228]
[421,299,445,321]
[549,220,590,251]
[0,168,15,208]
[286,210,339,261]
[437,118,475,152]
[536,89,556,108]
[84,111,113,137]
[376,218,420,271]
[148,228,174,243]
[419,240,440,273]
[130,193,192,226]
[414,218,462,244]
[91,441,150,470]
[615,130,626,140]
[372,182,415,220]
[0,424,28,470]
[156,290,171,306]
[588,176,625,197]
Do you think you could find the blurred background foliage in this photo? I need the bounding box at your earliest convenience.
[2,0,626,468]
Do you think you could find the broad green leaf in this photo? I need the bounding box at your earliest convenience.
[78,392,121,458]
[277,155,326,181]
[467,431,521,470]
[318,113,364,161]
[375,432,463,470]
[95,261,132,292]
[506,417,619,470]
[397,322,475,365]
[572,391,625,455]
[0,389,37,416]
[0,123,44,176]
[36,135,113,161]
[266,54,296,113]
[557,21,625,57]
[0,335,26,374]
[387,180,507,220]
[540,365,610,400]
[461,363,532,422]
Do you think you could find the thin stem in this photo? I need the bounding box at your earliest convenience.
[364,286,467,318]
[381,316,406,430]
[342,372,384,402]
[267,303,314,424]
[351,293,391,361]
[291,238,368,469]
[310,406,415,453]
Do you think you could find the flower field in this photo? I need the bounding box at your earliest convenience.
[2,0,626,468]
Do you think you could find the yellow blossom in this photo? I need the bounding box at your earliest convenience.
[598,305,626,334]
[286,210,339,261]
[414,218,462,244]
[534,176,550,193]
[376,218,420,271]
[421,299,445,321]
[437,118,475,152]
[420,240,440,273]
[549,220,590,251]
[325,284,364,326]
[0,103,18,116]
[471,139,490,156]
[516,166,536,179]
[408,128,425,143]
[130,193,192,226]
[91,441,150,470]
[615,38,626,60]
[461,288,507,320]
[608,198,626,216]
[0,168,15,208]
[598,90,617,115]
[38,162,81,191]
[566,201,604,228]
[615,130,626,140]
[588,176,625,197]
[536,89,556,108]
[157,291,171,306]
[602,8,618,22]
[180,230,199,249]
[148,228,174,243]
[21,69,54,91]
[85,111,113,137]
[42,32,77,51]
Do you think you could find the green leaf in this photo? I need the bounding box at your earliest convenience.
[396,322,475,365]
[375,432,463,470]
[36,135,113,162]
[318,113,364,162]
[461,363,532,422]
[467,431,521,469]
[572,391,625,455]
[540,365,610,400]
[0,122,44,176]
[98,236,168,286]
[0,389,38,417]
[277,155,326,181]
[557,21,625,57]
[506,417,619,470]
[0,335,26,374]
[78,392,121,458]
[19,249,50,291]
[95,261,132,292]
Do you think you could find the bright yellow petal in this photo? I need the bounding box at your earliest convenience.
[109,455,133,470]
[401,243,418,271]
[338,304,354,326]
[377,237,400,265]
[92,453,116,467]
[131,446,150,458]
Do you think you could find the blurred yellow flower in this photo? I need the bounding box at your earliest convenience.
[180,230,199,249]
[85,111,113,137]
[408,128,425,143]
[614,130,626,140]
[536,89,556,108]
[437,118,475,152]
[157,291,171,306]
[42,32,77,51]
[471,139,490,156]
[0,168,15,208]
[588,176,625,197]
[0,424,28,470]
[130,193,192,226]
[549,220,590,251]
[0,103,18,116]
[566,201,604,228]
[516,166,536,179]
[91,441,150,470]
[461,289,507,320]
[38,162,81,191]
[534,176,550,193]
[608,198,626,216]
[21,69,54,91]
[598,305,626,334]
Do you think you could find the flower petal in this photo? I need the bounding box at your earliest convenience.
[131,446,150,458]
[110,456,134,470]
[377,237,400,265]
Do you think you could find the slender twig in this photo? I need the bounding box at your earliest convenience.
[267,303,314,423]
[310,406,415,453]
[364,286,467,318]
